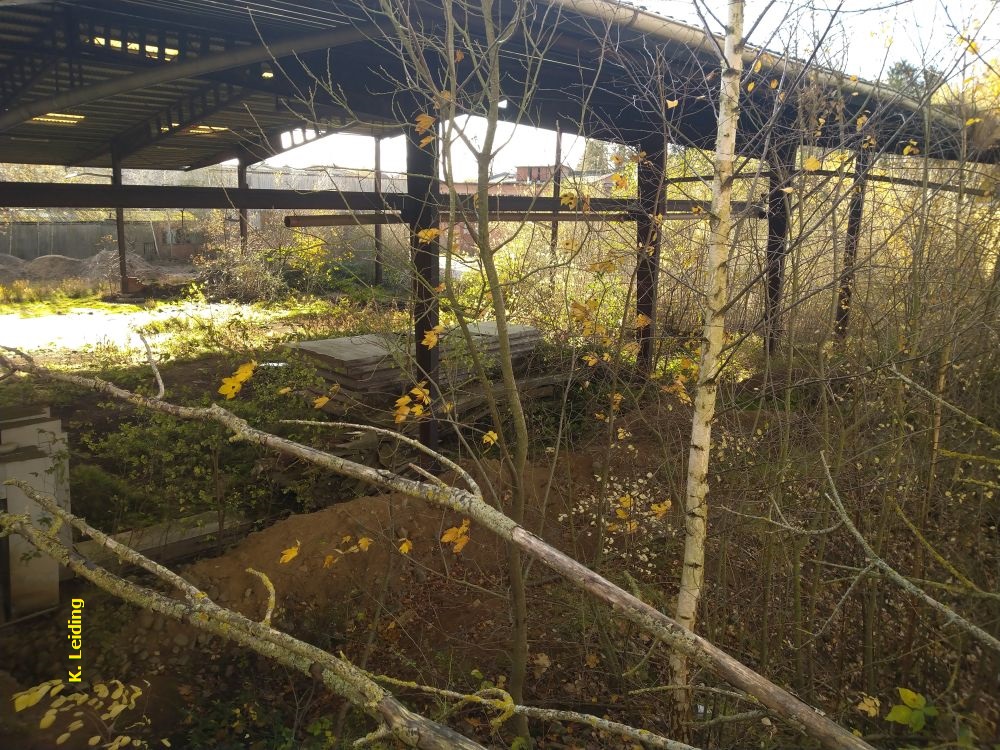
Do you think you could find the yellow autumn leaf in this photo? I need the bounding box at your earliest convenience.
[585,653,599,668]
[966,117,982,126]
[411,382,431,403]
[453,535,470,554]
[233,361,257,383]
[414,113,436,134]
[856,694,880,717]
[611,173,628,190]
[570,299,592,321]
[442,519,470,544]
[218,377,242,400]
[903,143,920,156]
[416,227,440,244]
[358,537,373,552]
[753,59,763,73]
[624,520,638,533]
[582,353,599,367]
[323,554,337,569]
[587,260,616,273]
[279,540,300,564]
[398,539,413,555]
[395,394,412,408]
[560,190,578,209]
[394,406,410,424]
[780,186,795,194]
[433,282,446,293]
[422,324,445,349]
[802,156,822,172]
[14,680,58,711]
[313,395,330,409]
[855,114,868,131]
[635,313,652,329]
[277,386,292,395]
[419,134,435,148]
[39,710,57,730]
[650,500,672,518]
[482,430,498,446]
[665,99,679,109]
[746,81,756,92]
[769,79,778,89]
[454,49,465,63]
[957,35,978,54]
[630,150,647,163]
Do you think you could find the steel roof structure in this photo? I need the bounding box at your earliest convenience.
[1,0,995,170]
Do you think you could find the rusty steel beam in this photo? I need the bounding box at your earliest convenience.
[0,182,404,210]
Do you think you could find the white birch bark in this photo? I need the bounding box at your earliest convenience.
[671,0,745,705]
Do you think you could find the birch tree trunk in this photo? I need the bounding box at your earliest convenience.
[671,0,745,723]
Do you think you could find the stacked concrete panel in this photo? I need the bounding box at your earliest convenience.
[0,406,71,624]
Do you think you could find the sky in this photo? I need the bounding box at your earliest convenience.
[262,0,998,180]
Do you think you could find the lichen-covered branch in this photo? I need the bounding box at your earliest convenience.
[0,354,875,750]
[820,456,1000,654]
[1,479,485,750]
[374,674,700,750]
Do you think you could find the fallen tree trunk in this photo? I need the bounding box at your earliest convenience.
[0,353,874,750]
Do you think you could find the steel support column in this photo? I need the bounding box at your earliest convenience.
[404,127,440,449]
[237,158,249,252]
[764,143,797,354]
[373,136,384,286]
[636,142,666,375]
[111,151,127,293]
[835,150,870,339]
[550,121,562,259]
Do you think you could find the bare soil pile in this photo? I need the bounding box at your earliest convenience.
[81,250,159,281]
[23,254,84,280]
[12,250,161,283]
[0,254,26,284]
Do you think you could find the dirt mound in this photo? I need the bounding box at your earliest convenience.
[23,254,84,280]
[81,249,159,281]
[0,255,27,284]
[0,255,25,272]
[118,457,593,657]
